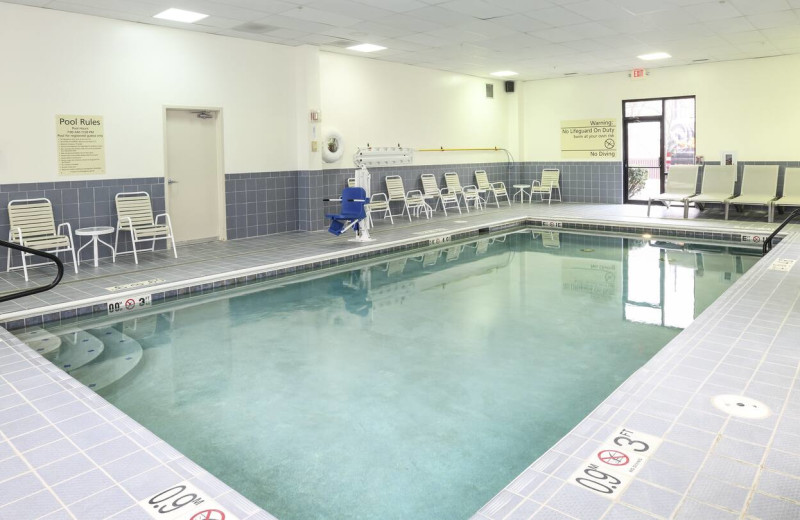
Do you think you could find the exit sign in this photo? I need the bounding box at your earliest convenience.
[631,68,647,80]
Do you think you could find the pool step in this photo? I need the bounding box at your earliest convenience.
[15,329,62,357]
[49,331,105,373]
[68,327,143,391]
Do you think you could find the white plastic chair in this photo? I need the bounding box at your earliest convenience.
[366,192,392,225]
[420,174,443,211]
[462,185,484,212]
[7,198,78,280]
[530,169,562,204]
[385,175,411,222]
[725,165,778,220]
[771,167,800,222]
[475,170,510,207]
[439,188,462,216]
[686,165,736,214]
[406,190,432,219]
[647,165,699,218]
[114,192,177,264]
[444,172,464,207]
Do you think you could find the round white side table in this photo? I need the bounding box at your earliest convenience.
[76,226,116,267]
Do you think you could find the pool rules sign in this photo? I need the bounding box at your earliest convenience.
[56,114,106,175]
[561,119,617,160]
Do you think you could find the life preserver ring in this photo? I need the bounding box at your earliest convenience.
[322,128,344,163]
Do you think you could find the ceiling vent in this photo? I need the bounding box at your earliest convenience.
[232,22,277,34]
[486,84,494,98]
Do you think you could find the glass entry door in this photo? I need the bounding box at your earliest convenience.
[624,120,662,202]
[623,97,695,204]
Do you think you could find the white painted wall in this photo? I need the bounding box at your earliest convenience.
[522,54,800,162]
[0,3,300,183]
[319,53,514,169]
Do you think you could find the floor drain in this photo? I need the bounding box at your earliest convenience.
[711,394,771,419]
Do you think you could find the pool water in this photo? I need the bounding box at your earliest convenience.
[28,230,759,520]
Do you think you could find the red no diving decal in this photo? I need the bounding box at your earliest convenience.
[190,510,225,520]
[597,449,629,466]
[125,298,136,310]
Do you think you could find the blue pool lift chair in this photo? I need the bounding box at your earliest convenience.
[324,187,375,242]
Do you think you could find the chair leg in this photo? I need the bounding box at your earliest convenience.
[647,199,652,216]
[171,236,178,258]
[130,231,139,264]
[683,200,689,219]
[21,251,29,282]
[724,202,730,220]
[70,243,78,274]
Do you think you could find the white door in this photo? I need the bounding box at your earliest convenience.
[165,109,221,243]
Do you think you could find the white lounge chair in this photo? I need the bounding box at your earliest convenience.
[420,174,443,211]
[439,188,462,216]
[405,190,432,219]
[686,165,736,215]
[647,165,699,218]
[770,167,800,222]
[385,175,411,222]
[7,198,78,280]
[530,169,561,204]
[366,192,391,225]
[462,185,484,212]
[725,165,778,220]
[444,172,465,207]
[475,170,510,207]
[114,192,177,264]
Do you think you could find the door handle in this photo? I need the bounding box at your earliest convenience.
[167,179,178,185]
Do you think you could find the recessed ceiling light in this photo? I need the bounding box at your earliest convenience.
[154,8,209,24]
[347,43,386,53]
[490,70,518,77]
[637,52,671,61]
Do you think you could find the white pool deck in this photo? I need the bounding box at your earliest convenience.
[1,202,799,520]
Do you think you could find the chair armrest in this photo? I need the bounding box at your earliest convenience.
[57,222,73,237]
[370,192,388,202]
[9,226,23,243]
[490,181,506,190]
[155,213,173,231]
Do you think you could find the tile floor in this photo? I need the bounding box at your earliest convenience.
[1,201,799,519]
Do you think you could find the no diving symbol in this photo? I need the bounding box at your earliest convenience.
[604,138,615,149]
[124,298,136,310]
[190,510,225,520]
[598,449,629,466]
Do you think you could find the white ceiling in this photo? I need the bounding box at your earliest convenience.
[6,0,800,80]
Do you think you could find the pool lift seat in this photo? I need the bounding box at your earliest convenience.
[324,187,374,242]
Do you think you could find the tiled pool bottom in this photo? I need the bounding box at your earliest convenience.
[1,207,799,519]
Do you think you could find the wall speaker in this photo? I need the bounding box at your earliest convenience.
[505,81,515,93]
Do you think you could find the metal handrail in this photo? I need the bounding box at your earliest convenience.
[763,208,800,255]
[0,239,64,303]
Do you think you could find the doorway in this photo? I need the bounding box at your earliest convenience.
[622,97,695,203]
[164,108,224,243]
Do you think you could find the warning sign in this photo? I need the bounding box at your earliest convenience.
[569,427,662,498]
[56,114,106,175]
[561,119,617,160]
[190,510,226,520]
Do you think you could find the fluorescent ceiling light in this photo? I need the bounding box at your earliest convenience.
[637,52,671,61]
[154,8,209,23]
[347,43,386,53]
[490,70,518,77]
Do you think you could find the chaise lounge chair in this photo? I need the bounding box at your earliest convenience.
[7,198,78,280]
[724,165,778,220]
[647,165,699,218]
[115,191,177,265]
[686,165,736,215]
[770,167,800,222]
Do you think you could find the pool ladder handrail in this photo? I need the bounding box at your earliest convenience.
[0,239,64,303]
[763,207,800,255]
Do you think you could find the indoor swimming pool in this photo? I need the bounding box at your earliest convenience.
[16,229,762,520]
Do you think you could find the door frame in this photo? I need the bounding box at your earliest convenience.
[162,105,227,241]
[621,95,696,204]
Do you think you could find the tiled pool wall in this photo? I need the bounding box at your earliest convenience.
[0,216,777,332]
[0,178,165,270]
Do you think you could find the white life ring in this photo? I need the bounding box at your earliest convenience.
[322,128,344,163]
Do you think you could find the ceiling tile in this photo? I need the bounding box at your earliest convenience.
[256,13,337,32]
[563,0,631,21]
[306,0,395,20]
[685,1,743,21]
[438,0,512,19]
[746,10,800,29]
[702,16,757,34]
[282,6,361,26]
[492,14,551,32]
[484,0,554,11]
[729,0,790,16]
[614,0,673,16]
[404,5,475,25]
[527,5,589,26]
[352,0,429,13]
[371,12,443,31]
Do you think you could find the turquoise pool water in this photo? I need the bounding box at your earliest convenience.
[29,230,759,520]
